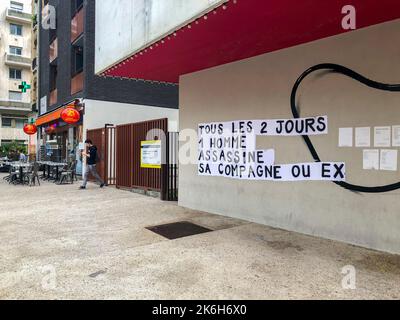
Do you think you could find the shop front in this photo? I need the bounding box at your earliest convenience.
[35,100,84,175]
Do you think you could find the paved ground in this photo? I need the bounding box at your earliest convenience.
[0,173,399,300]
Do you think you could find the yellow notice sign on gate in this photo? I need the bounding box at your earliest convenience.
[141,140,162,169]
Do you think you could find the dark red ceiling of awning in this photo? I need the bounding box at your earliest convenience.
[102,0,400,84]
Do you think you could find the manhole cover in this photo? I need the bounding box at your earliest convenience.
[146,221,212,240]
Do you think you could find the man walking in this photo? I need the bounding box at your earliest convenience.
[19,151,27,163]
[80,139,105,189]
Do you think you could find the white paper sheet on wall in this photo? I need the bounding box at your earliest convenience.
[392,125,400,147]
[339,128,353,147]
[380,150,398,171]
[374,127,391,147]
[355,127,371,147]
[363,149,379,170]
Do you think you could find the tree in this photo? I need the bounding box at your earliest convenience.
[0,141,28,160]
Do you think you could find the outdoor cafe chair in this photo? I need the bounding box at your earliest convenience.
[40,162,51,181]
[4,166,12,182]
[24,162,41,187]
[58,161,77,185]
[50,164,59,181]
[50,162,67,183]
[3,164,12,181]
[41,162,55,181]
[23,164,33,174]
[8,165,19,184]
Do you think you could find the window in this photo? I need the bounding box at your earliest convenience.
[1,139,26,145]
[10,1,24,11]
[72,0,83,14]
[50,65,58,91]
[10,24,22,36]
[72,46,83,75]
[9,68,22,80]
[9,91,22,101]
[15,119,27,129]
[1,118,12,128]
[10,46,22,55]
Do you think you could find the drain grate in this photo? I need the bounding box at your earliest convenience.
[146,221,212,240]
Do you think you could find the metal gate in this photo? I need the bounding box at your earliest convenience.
[105,126,116,185]
[86,126,116,185]
[164,132,179,201]
[115,118,178,201]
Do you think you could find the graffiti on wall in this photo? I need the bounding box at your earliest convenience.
[291,63,400,193]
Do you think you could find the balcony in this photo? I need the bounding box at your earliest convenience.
[0,128,28,142]
[71,72,84,95]
[5,53,32,69]
[0,100,32,113]
[6,8,32,25]
[71,8,84,43]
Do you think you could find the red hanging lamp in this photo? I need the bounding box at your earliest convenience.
[23,119,37,135]
[61,106,80,124]
[45,124,56,134]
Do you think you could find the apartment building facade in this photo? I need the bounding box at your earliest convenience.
[31,0,38,115]
[37,0,178,172]
[0,0,36,154]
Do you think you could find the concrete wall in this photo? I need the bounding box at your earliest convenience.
[179,19,400,254]
[86,0,179,109]
[95,0,226,74]
[0,127,27,142]
[83,99,179,132]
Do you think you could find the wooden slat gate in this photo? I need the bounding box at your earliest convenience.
[86,126,116,185]
[115,118,178,201]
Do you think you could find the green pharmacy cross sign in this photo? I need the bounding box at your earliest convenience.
[19,81,31,93]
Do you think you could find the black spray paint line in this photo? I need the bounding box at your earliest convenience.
[290,63,400,193]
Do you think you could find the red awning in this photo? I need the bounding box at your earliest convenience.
[36,100,82,126]
[102,0,400,83]
[36,106,67,126]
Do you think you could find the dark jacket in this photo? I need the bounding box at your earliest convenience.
[87,146,98,165]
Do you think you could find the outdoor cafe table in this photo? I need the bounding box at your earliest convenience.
[0,160,11,168]
[37,161,51,179]
[38,161,67,181]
